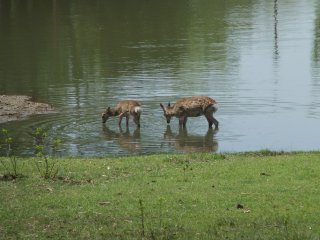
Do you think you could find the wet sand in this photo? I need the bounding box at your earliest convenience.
[0,95,55,123]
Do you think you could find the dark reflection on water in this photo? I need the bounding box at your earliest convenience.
[163,126,218,153]
[102,125,141,153]
[0,0,320,156]
[273,0,279,60]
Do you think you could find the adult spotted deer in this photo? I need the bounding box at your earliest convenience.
[102,100,142,128]
[160,96,219,129]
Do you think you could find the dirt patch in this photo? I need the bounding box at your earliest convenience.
[0,174,18,181]
[0,95,55,123]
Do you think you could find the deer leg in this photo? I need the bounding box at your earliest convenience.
[205,114,219,129]
[133,113,141,128]
[118,113,124,127]
[137,115,141,128]
[212,116,219,129]
[126,115,129,127]
[179,116,185,128]
[183,117,188,128]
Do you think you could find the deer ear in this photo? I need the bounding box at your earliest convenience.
[160,103,165,110]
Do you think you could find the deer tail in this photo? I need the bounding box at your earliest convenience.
[134,106,142,114]
[212,102,218,113]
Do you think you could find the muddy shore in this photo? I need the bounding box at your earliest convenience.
[0,95,55,123]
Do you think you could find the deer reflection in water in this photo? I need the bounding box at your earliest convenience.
[102,125,141,152]
[163,125,218,153]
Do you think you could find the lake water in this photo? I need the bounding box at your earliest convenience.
[1,0,320,156]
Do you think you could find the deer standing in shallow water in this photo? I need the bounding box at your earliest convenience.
[102,100,142,128]
[160,96,219,129]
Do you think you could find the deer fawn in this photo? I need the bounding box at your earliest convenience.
[160,96,219,129]
[102,100,142,128]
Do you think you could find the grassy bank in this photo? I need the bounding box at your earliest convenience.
[1,152,320,239]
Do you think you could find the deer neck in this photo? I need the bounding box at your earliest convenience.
[110,108,120,116]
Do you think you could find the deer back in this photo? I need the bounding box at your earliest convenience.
[116,100,141,114]
[173,96,216,117]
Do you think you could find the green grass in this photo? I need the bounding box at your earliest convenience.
[1,152,320,239]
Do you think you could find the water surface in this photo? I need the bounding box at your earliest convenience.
[0,0,320,156]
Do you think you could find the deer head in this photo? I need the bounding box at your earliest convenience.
[160,102,175,124]
[101,107,117,123]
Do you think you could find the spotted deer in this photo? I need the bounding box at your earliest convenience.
[160,96,219,129]
[102,100,142,128]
